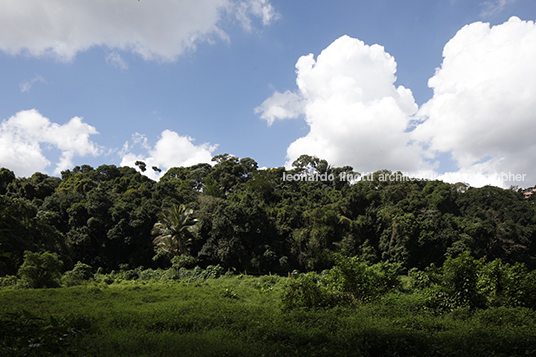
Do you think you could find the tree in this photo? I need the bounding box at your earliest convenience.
[135,161,147,172]
[18,250,63,288]
[152,204,200,260]
[0,168,15,195]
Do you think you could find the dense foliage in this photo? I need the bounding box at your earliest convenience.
[2,154,536,278]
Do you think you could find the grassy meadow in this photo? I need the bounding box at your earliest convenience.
[2,274,536,357]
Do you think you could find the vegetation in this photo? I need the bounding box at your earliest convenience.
[1,264,536,356]
[2,155,536,354]
[2,155,536,276]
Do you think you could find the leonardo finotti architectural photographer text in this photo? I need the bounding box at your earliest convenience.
[282,171,527,183]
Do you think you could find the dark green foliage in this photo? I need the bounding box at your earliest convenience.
[0,168,15,195]
[0,309,91,356]
[18,251,63,288]
[3,156,536,280]
[0,195,67,276]
[0,274,18,287]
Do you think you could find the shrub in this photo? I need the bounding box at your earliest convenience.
[0,275,18,288]
[201,265,224,279]
[281,272,334,310]
[62,262,93,287]
[477,259,526,307]
[519,270,536,309]
[369,260,403,294]
[408,264,442,291]
[18,251,63,288]
[441,250,486,309]
[324,254,402,302]
[138,268,167,282]
[171,254,196,270]
[281,255,403,310]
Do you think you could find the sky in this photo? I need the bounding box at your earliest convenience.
[1,0,536,188]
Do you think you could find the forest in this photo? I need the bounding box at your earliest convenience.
[2,153,536,277]
[3,154,536,356]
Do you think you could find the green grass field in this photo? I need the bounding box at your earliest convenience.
[2,275,536,356]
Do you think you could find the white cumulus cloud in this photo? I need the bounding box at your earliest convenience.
[413,16,536,187]
[0,109,101,176]
[257,17,536,188]
[256,35,424,174]
[0,0,278,63]
[120,130,217,180]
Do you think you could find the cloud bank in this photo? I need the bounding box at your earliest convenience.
[0,0,278,63]
[257,17,536,188]
[0,109,101,176]
[120,130,217,180]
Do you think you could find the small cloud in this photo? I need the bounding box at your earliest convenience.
[254,90,306,126]
[106,52,128,70]
[19,75,46,93]
[480,0,516,17]
[235,0,280,31]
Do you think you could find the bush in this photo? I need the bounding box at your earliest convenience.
[18,251,63,288]
[136,268,163,282]
[324,254,402,302]
[281,255,403,310]
[201,265,224,279]
[519,270,536,309]
[369,260,403,294]
[408,264,442,291]
[171,254,196,270]
[281,272,335,310]
[477,259,526,307]
[62,262,93,287]
[441,250,486,309]
[0,275,18,288]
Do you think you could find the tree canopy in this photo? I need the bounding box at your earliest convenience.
[1,155,536,276]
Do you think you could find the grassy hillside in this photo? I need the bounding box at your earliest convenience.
[2,275,536,356]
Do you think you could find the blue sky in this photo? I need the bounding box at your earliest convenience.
[1,0,536,188]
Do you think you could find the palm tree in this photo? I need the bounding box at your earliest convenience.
[151,204,200,259]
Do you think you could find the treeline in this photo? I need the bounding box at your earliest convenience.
[1,154,536,276]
